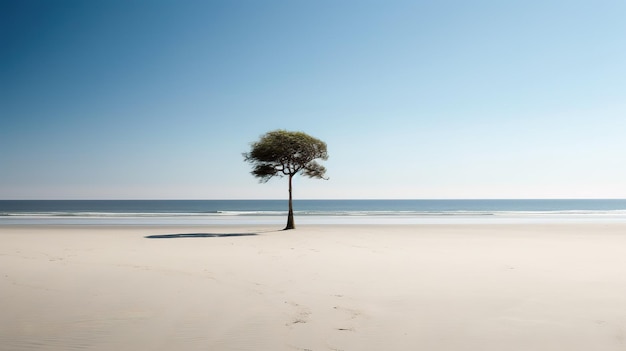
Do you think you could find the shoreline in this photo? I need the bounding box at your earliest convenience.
[3,212,626,226]
[2,223,626,350]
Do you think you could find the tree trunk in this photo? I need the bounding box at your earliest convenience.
[285,174,295,230]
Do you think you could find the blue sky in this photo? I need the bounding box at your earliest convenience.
[1,0,625,199]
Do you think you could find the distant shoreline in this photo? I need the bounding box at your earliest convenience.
[2,199,626,226]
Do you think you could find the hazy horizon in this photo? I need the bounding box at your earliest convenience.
[2,197,625,201]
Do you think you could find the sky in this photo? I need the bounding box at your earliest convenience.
[1,0,625,199]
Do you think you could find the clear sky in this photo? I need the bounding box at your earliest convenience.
[1,0,625,199]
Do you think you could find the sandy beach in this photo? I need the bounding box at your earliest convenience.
[2,223,626,351]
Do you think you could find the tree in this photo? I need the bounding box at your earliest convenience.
[243,130,328,230]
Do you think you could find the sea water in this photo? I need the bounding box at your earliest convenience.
[1,199,626,225]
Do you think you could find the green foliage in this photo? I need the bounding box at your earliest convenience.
[243,130,329,183]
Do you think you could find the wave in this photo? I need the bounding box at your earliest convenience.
[0,212,213,218]
[3,209,626,218]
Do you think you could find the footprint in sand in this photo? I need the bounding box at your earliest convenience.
[333,306,362,332]
[286,302,311,327]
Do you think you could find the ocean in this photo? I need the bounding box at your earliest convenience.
[1,199,626,225]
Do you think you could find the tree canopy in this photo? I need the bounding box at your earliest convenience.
[243,130,328,182]
[243,130,328,229]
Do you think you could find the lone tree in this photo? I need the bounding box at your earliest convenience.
[243,130,328,230]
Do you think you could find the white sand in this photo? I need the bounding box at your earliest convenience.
[2,223,626,351]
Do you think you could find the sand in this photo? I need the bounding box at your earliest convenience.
[1,223,626,351]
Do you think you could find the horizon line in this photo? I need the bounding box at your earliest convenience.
[2,198,626,201]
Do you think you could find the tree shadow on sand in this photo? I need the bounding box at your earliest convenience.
[145,233,260,239]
